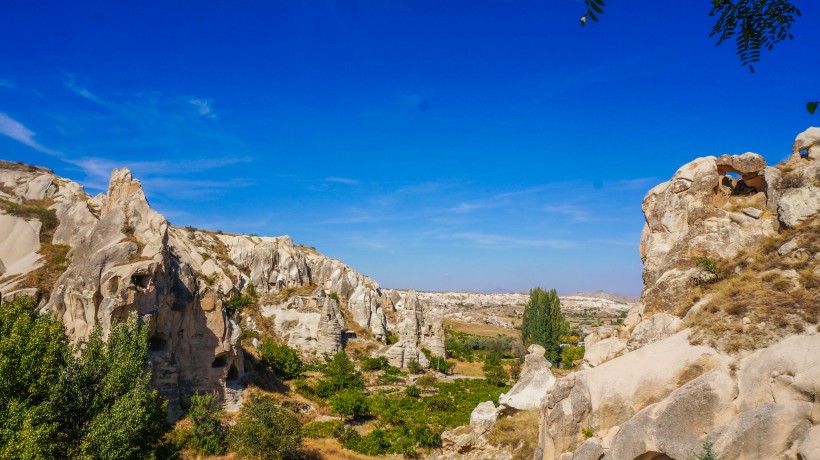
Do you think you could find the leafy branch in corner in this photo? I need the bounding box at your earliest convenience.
[580,0,605,26]
[709,0,801,73]
[577,1,813,112]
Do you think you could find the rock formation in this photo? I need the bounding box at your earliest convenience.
[0,161,444,418]
[498,344,556,412]
[537,131,820,459]
[384,289,446,368]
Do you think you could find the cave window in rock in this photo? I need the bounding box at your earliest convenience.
[716,166,766,197]
[131,273,151,290]
[212,354,228,368]
[149,333,167,351]
[634,452,676,460]
[227,363,239,380]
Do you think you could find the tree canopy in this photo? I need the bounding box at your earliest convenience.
[521,287,570,364]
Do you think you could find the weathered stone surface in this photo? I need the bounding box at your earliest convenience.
[470,401,499,427]
[798,425,820,460]
[708,402,813,459]
[639,154,780,312]
[498,344,556,411]
[572,437,604,460]
[259,295,343,356]
[384,289,445,368]
[793,126,820,157]
[628,313,683,348]
[607,369,737,460]
[537,332,723,458]
[583,337,626,367]
[0,215,42,279]
[779,185,820,227]
[742,207,763,219]
[45,169,243,418]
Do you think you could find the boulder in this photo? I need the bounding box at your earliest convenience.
[798,425,820,460]
[779,185,820,227]
[583,337,626,367]
[607,369,737,460]
[572,437,604,460]
[793,126,820,158]
[470,401,499,427]
[707,402,813,459]
[628,313,683,348]
[498,344,556,411]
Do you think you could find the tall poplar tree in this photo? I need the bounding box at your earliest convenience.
[521,287,569,364]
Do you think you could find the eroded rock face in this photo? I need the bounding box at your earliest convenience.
[536,134,820,460]
[47,169,243,418]
[639,153,780,313]
[384,289,445,368]
[259,295,343,356]
[498,344,556,412]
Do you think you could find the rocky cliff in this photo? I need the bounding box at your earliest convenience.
[535,128,820,459]
[0,161,445,417]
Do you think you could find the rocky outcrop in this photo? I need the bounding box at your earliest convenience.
[793,126,820,159]
[639,152,780,313]
[498,344,556,412]
[0,161,441,417]
[259,294,343,356]
[537,131,820,460]
[45,169,243,418]
[384,289,445,368]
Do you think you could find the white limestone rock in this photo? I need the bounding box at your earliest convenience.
[498,344,556,411]
[779,185,820,227]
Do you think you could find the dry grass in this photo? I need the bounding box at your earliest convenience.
[686,217,820,353]
[19,243,70,298]
[302,438,386,460]
[485,409,540,460]
[0,160,53,174]
[444,319,520,339]
[450,360,485,377]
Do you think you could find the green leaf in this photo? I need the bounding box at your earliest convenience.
[590,2,604,14]
[808,101,819,115]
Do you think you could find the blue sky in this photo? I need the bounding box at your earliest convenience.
[1,1,817,294]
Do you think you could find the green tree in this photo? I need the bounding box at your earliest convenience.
[186,392,226,455]
[0,296,169,459]
[322,351,365,392]
[260,341,303,380]
[521,287,569,364]
[693,440,723,460]
[329,389,369,420]
[228,392,303,460]
[482,353,510,387]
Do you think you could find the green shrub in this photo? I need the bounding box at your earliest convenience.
[407,358,423,374]
[328,291,340,302]
[415,374,437,387]
[321,351,365,391]
[360,355,390,371]
[228,392,303,460]
[405,385,421,398]
[385,332,399,345]
[186,392,226,455]
[376,373,402,385]
[224,294,253,317]
[329,389,370,419]
[482,353,510,387]
[693,440,723,460]
[429,355,454,374]
[560,345,585,370]
[582,428,594,438]
[301,420,342,439]
[260,342,303,380]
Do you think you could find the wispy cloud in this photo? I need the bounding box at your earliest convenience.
[324,177,359,186]
[542,204,591,222]
[189,98,215,118]
[0,79,14,89]
[438,231,577,249]
[0,112,61,156]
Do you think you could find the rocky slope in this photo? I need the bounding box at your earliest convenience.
[535,128,820,459]
[0,161,444,417]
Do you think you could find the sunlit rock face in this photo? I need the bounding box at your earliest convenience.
[537,131,820,460]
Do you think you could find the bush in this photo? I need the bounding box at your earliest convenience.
[186,392,226,455]
[301,420,342,439]
[224,293,253,317]
[482,353,510,387]
[405,385,421,398]
[322,351,365,391]
[329,389,370,419]
[693,440,723,460]
[260,342,303,380]
[229,392,303,460]
[360,355,390,371]
[429,355,454,374]
[559,345,585,370]
[407,358,423,374]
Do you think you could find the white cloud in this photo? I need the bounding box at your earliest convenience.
[0,79,14,89]
[189,98,215,118]
[324,176,359,186]
[439,231,577,249]
[0,112,61,156]
[542,204,591,222]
